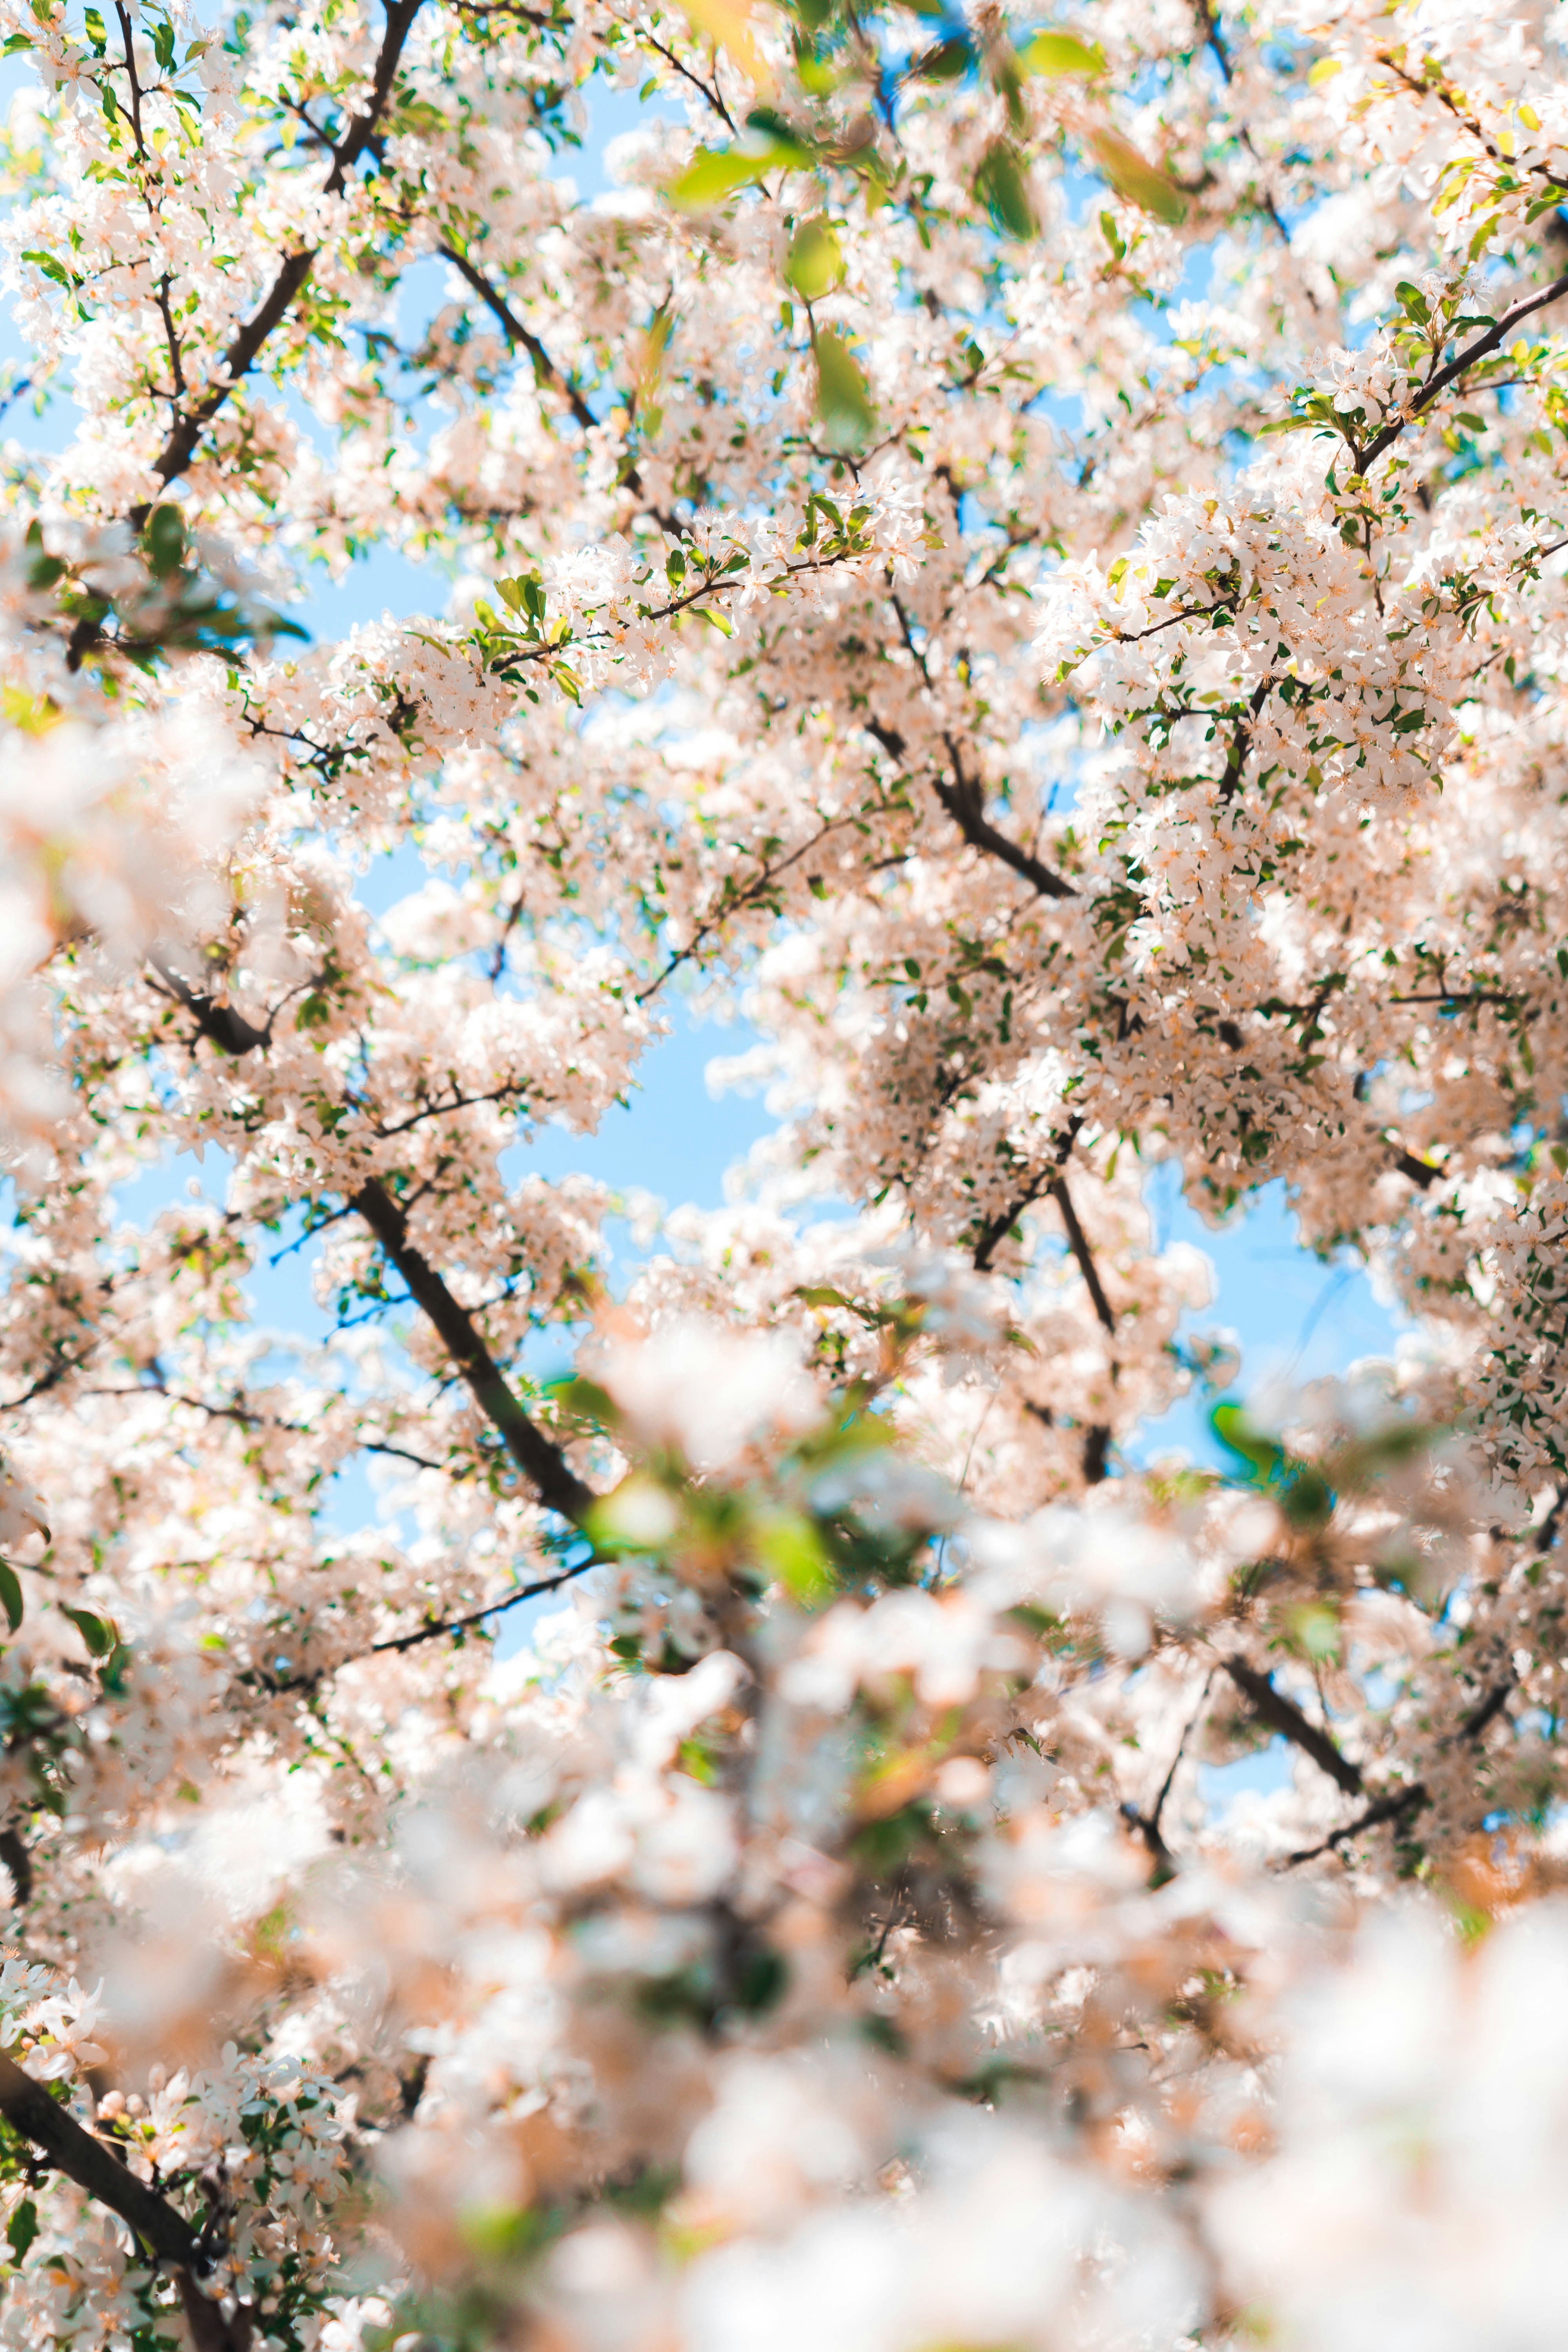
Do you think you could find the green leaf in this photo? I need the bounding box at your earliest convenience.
[666,134,810,212]
[813,326,874,451]
[755,1513,833,1605]
[1455,410,1486,430]
[1088,127,1187,223]
[667,146,769,209]
[151,14,174,69]
[1256,415,1322,436]
[60,1604,116,1658]
[548,1374,619,1427]
[0,1563,22,1637]
[1018,28,1105,74]
[786,214,844,302]
[82,5,105,48]
[974,140,1036,238]
[141,502,186,580]
[21,249,70,288]
[7,2200,38,2265]
[909,34,970,78]
[1210,1403,1283,1481]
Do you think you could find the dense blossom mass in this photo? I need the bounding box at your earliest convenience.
[2,0,1568,2341]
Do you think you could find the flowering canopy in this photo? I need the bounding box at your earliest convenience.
[2,0,1568,2343]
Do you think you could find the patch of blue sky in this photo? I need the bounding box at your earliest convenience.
[1199,1735,1292,1817]
[106,1138,395,1534]
[1132,1163,1408,1474]
[569,74,685,202]
[1004,710,1090,819]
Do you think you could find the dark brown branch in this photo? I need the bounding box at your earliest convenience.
[437,244,599,434]
[971,1172,1051,1273]
[971,1120,1085,1274]
[879,600,1074,900]
[79,1387,452,1477]
[113,0,147,152]
[1050,1177,1116,1336]
[0,1829,31,1906]
[1388,990,1522,1008]
[148,958,271,1055]
[635,804,887,1003]
[148,0,423,494]
[1282,1667,1510,1869]
[1122,1671,1213,1875]
[1283,1783,1425,1866]
[144,971,593,1524]
[0,2053,250,2348]
[1218,677,1271,802]
[369,1561,584,1655]
[1361,269,1568,469]
[448,0,559,22]
[934,733,1076,900]
[1222,1654,1364,1795]
[1455,1679,1513,1742]
[639,32,735,129]
[351,1178,594,1523]
[1394,1147,1442,1190]
[0,2053,200,2260]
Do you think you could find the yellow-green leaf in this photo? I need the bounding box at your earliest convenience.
[1018,28,1106,75]
[1307,54,1342,85]
[786,214,845,302]
[0,1563,21,1637]
[666,136,807,211]
[755,1512,833,1606]
[814,327,875,451]
[1089,126,1187,224]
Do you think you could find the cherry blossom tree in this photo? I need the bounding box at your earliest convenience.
[2,0,1568,2344]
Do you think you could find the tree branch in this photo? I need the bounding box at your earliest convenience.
[145,975,595,1526]
[934,733,1076,900]
[1283,1782,1425,1866]
[1222,1654,1364,1795]
[1456,1679,1513,1742]
[1122,1671,1212,1877]
[1361,269,1568,469]
[1049,1177,1116,1336]
[0,2053,250,2348]
[1393,1147,1442,1190]
[971,1171,1051,1273]
[368,1561,585,1655]
[351,1178,594,1523]
[147,0,423,495]
[148,958,271,1055]
[437,243,600,435]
